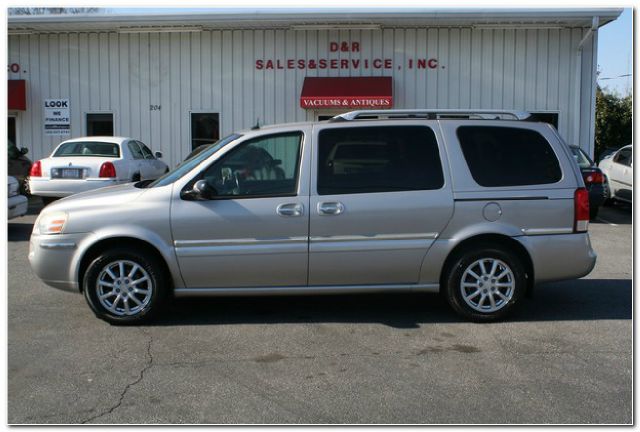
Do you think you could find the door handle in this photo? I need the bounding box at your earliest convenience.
[318,201,345,215]
[277,203,304,217]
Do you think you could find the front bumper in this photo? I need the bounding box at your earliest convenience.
[28,232,90,292]
[8,194,28,219]
[28,177,122,198]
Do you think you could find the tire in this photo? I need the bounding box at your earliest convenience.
[132,173,141,182]
[21,177,31,196]
[602,177,614,206]
[589,205,600,221]
[83,247,168,325]
[41,197,57,206]
[444,245,526,322]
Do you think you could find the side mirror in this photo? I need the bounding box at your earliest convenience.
[154,151,163,159]
[183,179,216,201]
[20,147,29,155]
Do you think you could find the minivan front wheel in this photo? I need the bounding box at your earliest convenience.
[83,248,167,324]
[444,246,525,322]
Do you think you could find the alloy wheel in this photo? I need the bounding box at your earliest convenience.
[459,258,515,313]
[96,260,153,316]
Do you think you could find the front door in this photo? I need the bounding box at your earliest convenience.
[308,123,454,286]
[171,129,310,288]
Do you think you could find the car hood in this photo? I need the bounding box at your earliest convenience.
[45,182,145,212]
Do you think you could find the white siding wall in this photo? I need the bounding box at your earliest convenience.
[8,27,596,166]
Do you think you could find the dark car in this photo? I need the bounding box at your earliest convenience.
[570,145,606,220]
[8,141,32,194]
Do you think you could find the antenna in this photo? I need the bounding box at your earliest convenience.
[251,118,261,130]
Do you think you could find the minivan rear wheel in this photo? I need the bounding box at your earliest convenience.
[83,248,168,325]
[444,246,525,322]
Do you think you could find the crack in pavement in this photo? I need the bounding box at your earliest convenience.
[80,329,154,424]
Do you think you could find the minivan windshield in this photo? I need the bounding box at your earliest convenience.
[146,134,242,188]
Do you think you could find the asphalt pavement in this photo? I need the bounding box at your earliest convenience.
[7,199,632,424]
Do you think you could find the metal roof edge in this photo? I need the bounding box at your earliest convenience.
[8,8,623,27]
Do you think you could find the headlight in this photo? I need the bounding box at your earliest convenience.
[36,211,68,235]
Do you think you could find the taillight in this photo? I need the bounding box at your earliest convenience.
[29,160,42,177]
[583,172,604,184]
[99,162,116,178]
[574,187,590,232]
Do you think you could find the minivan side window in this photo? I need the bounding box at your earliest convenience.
[456,126,562,187]
[317,126,444,195]
[200,131,302,198]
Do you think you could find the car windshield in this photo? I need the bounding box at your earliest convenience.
[53,141,120,157]
[146,134,242,188]
[570,146,593,169]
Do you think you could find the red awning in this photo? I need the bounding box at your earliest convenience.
[300,77,392,109]
[8,80,26,111]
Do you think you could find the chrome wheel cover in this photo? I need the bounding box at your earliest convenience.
[460,258,515,313]
[96,260,153,316]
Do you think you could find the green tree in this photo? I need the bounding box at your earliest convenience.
[594,85,632,160]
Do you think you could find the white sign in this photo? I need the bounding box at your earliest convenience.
[44,98,70,136]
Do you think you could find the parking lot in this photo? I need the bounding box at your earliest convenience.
[8,198,632,424]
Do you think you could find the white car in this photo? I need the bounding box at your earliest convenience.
[598,144,632,203]
[8,176,28,219]
[28,137,168,204]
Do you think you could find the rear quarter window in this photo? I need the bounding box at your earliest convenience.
[456,126,562,187]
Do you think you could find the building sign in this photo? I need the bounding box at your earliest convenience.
[300,76,393,109]
[301,97,392,108]
[44,98,70,136]
[256,41,439,71]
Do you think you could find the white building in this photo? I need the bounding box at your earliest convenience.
[8,9,622,167]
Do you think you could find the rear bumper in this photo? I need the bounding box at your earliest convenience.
[28,177,123,197]
[517,232,597,283]
[8,194,28,219]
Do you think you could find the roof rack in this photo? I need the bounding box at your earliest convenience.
[329,109,532,122]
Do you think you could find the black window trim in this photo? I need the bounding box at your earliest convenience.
[181,130,305,201]
[315,124,445,196]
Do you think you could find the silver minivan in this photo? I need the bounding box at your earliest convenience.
[29,110,596,324]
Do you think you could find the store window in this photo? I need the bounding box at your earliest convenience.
[86,113,114,136]
[191,113,220,151]
[8,116,16,147]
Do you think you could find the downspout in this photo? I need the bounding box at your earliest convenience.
[573,16,599,152]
